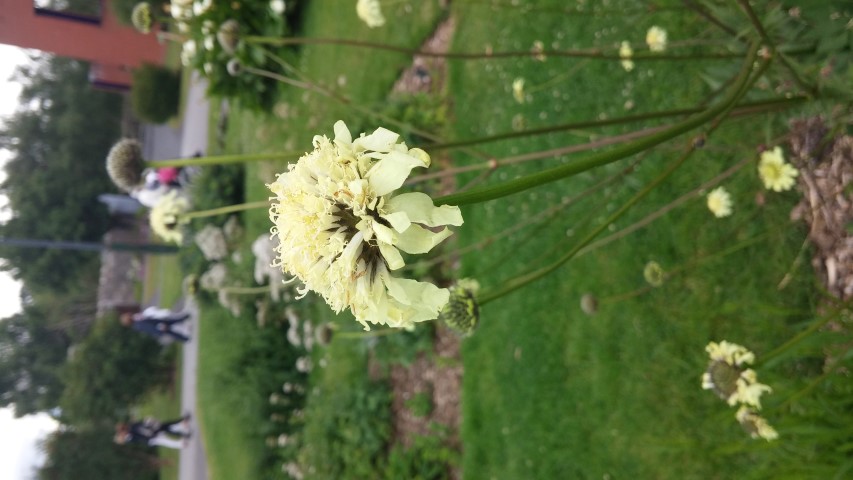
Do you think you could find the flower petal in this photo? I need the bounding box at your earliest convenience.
[383,275,449,320]
[378,242,405,270]
[387,192,464,227]
[396,224,453,254]
[367,151,426,196]
[333,120,352,145]
[356,127,399,152]
[381,211,412,233]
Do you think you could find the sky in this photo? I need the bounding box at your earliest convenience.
[0,43,58,480]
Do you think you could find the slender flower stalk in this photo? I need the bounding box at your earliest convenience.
[218,285,273,294]
[757,297,853,367]
[434,43,761,208]
[244,35,743,61]
[475,44,764,304]
[105,138,300,191]
[183,200,269,220]
[418,96,806,153]
[593,231,773,306]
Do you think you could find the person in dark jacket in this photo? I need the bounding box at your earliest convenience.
[120,306,191,343]
[114,415,192,449]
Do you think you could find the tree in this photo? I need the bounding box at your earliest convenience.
[0,55,123,294]
[59,316,173,424]
[38,427,159,480]
[0,306,71,417]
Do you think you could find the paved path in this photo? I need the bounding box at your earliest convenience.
[177,72,211,480]
[178,297,208,480]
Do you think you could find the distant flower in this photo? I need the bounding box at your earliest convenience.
[531,40,546,61]
[758,146,798,192]
[619,41,634,71]
[702,341,772,408]
[579,293,598,315]
[203,35,216,51]
[193,0,212,16]
[194,224,228,261]
[356,0,385,28]
[106,139,145,191]
[150,190,190,243]
[252,234,285,301]
[736,406,779,441]
[439,279,480,336]
[226,58,242,76]
[643,261,664,287]
[270,0,285,14]
[512,78,525,103]
[131,2,152,33]
[200,263,228,291]
[315,323,335,345]
[706,186,733,218]
[217,19,240,54]
[646,26,667,52]
[181,39,197,66]
[267,120,463,330]
[295,356,312,373]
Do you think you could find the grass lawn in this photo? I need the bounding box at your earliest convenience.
[188,0,851,479]
[446,1,836,478]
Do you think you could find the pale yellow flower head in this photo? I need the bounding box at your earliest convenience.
[758,146,798,192]
[734,368,772,409]
[267,121,464,330]
[702,341,772,409]
[150,190,190,244]
[706,186,733,218]
[646,26,667,52]
[512,78,525,104]
[643,261,664,287]
[736,406,779,441]
[531,40,546,61]
[619,41,634,71]
[356,0,385,28]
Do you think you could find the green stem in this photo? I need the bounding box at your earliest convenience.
[775,341,853,411]
[335,329,399,339]
[219,286,272,294]
[757,299,853,367]
[250,55,491,162]
[478,44,763,304]
[434,43,761,207]
[183,200,268,220]
[145,152,299,168]
[599,231,772,304]
[736,0,817,95]
[245,35,743,61]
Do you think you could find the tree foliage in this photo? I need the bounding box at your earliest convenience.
[59,316,173,424]
[0,55,123,294]
[38,427,159,480]
[0,305,71,416]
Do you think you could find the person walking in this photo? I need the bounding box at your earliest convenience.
[120,306,192,343]
[115,415,192,449]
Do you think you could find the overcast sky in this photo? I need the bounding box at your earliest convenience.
[0,43,58,480]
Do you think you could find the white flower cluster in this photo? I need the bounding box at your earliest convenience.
[268,121,463,329]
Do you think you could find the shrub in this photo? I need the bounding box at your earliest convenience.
[131,64,180,123]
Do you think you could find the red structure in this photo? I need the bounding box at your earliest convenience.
[0,0,165,89]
